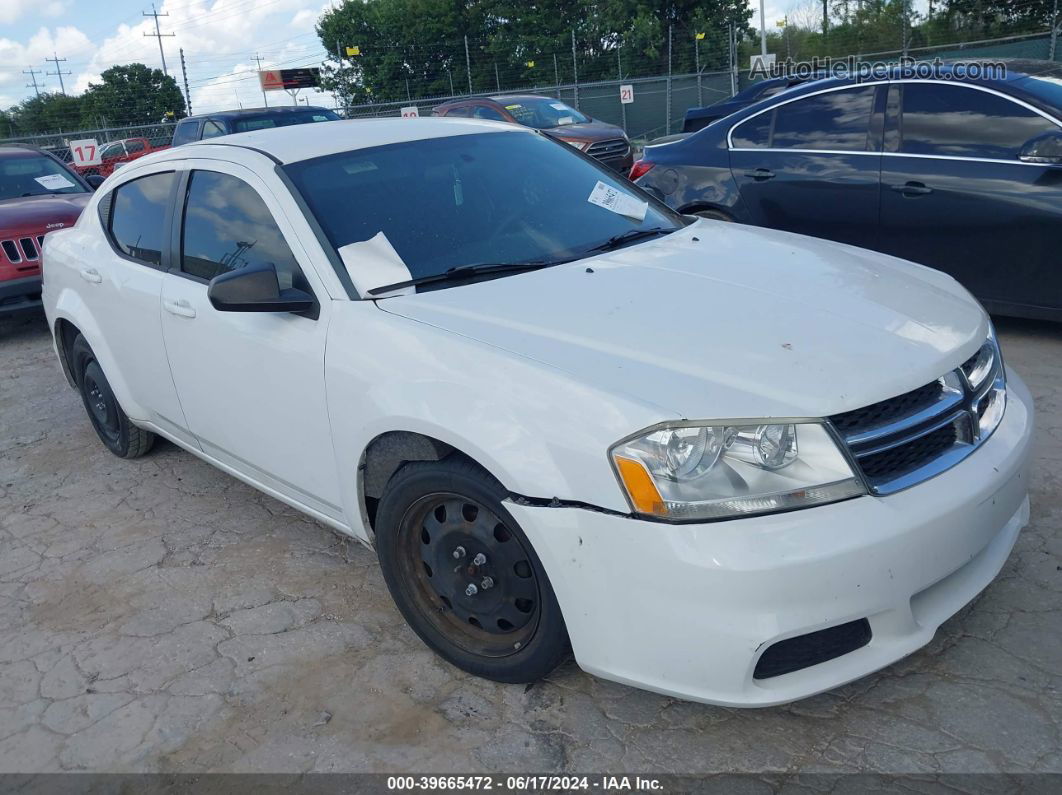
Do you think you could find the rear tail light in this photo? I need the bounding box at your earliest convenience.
[629,160,654,181]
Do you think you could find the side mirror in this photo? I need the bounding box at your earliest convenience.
[207,261,317,316]
[1019,131,1062,165]
[85,174,105,190]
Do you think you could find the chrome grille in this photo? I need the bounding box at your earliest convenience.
[1,240,21,263]
[19,237,38,260]
[586,138,630,160]
[1,236,45,264]
[829,339,1006,495]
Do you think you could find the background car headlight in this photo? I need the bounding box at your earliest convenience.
[610,421,866,521]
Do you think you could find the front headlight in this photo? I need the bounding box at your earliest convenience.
[610,421,866,521]
[963,327,1006,440]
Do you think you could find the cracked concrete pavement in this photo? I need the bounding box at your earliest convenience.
[0,312,1059,774]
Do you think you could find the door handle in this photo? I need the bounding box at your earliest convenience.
[890,181,933,196]
[79,267,102,283]
[743,168,775,181]
[163,298,196,318]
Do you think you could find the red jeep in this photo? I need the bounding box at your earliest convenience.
[1,145,96,315]
[71,137,169,178]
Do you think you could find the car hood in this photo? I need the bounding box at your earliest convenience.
[0,193,91,234]
[542,120,626,140]
[378,222,988,420]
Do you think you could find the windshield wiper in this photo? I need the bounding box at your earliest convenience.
[367,259,561,296]
[586,227,674,254]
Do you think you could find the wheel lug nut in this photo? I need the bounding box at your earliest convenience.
[472,553,487,566]
[480,577,494,590]
[465,583,478,597]
[452,546,466,560]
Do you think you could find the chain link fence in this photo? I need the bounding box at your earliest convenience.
[2,30,1057,155]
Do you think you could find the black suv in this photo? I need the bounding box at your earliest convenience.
[171,106,340,146]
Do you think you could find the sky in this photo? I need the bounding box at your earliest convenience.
[1,1,931,117]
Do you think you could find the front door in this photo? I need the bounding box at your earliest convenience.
[728,84,883,249]
[878,81,1062,315]
[159,161,342,520]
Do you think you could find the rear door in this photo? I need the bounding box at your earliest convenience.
[88,166,189,436]
[158,160,342,519]
[878,81,1062,314]
[728,84,884,248]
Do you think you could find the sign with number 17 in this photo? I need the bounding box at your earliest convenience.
[69,139,101,167]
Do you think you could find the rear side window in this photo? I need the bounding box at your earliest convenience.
[473,105,507,121]
[125,140,145,154]
[107,172,175,266]
[442,105,471,118]
[898,83,1058,160]
[180,170,307,291]
[731,86,876,151]
[201,120,227,139]
[172,121,200,146]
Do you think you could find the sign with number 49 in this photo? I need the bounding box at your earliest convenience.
[69,139,101,167]
[620,84,634,104]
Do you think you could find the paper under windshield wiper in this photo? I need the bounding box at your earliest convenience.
[587,227,674,253]
[367,260,559,296]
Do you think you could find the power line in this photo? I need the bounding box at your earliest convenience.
[45,53,71,95]
[23,67,43,99]
[143,4,175,76]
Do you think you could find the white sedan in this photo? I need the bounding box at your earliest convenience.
[42,118,1033,706]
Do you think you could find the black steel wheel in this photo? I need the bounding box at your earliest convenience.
[376,457,569,682]
[71,334,155,458]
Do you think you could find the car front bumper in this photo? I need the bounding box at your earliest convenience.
[0,275,43,315]
[508,368,1034,707]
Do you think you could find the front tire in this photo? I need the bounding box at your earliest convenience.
[375,457,569,683]
[70,334,155,458]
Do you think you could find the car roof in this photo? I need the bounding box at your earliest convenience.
[171,116,525,165]
[487,94,556,103]
[180,106,334,121]
[0,144,47,158]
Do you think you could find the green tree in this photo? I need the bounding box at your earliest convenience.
[7,93,84,135]
[79,63,186,127]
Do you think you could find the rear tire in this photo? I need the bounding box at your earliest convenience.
[70,334,155,459]
[375,457,570,683]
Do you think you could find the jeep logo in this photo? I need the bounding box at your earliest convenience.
[46,223,65,229]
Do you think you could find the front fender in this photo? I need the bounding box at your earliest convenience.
[325,302,674,541]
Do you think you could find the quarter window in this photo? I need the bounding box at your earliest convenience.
[898,83,1057,160]
[180,170,307,291]
[201,120,227,139]
[732,86,876,151]
[107,172,175,266]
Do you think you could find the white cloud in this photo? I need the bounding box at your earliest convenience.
[0,0,68,25]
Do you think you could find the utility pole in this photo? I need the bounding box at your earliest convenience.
[760,0,768,56]
[494,62,500,91]
[464,35,472,94]
[45,53,71,95]
[23,67,43,99]
[729,22,738,97]
[553,53,560,99]
[253,53,269,107]
[694,34,701,106]
[179,48,192,114]
[143,4,175,76]
[902,0,909,56]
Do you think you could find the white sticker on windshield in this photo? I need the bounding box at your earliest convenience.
[337,231,414,299]
[557,116,574,125]
[550,103,567,110]
[34,174,75,190]
[587,181,648,221]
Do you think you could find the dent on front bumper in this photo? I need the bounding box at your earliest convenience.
[508,368,1034,707]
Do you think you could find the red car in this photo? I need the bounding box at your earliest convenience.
[71,137,169,178]
[1,145,96,316]
[432,95,634,173]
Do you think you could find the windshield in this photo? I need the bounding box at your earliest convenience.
[1016,73,1062,114]
[284,131,682,290]
[500,98,590,129]
[0,154,88,200]
[232,109,340,133]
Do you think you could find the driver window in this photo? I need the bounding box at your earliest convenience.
[473,105,507,121]
[179,170,311,295]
